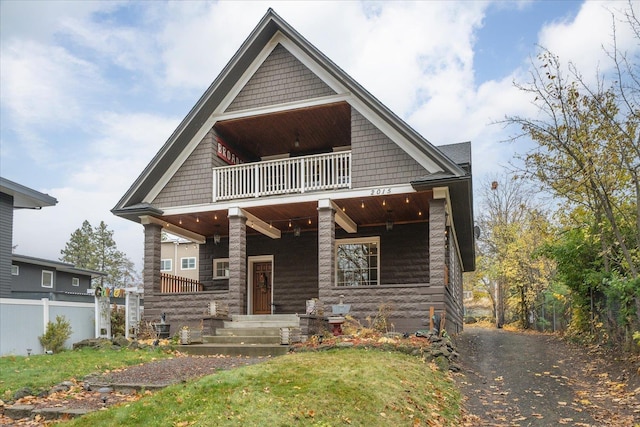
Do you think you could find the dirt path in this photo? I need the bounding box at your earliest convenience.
[453,326,640,427]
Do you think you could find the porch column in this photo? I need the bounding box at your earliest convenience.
[429,198,447,286]
[143,223,162,320]
[228,208,247,315]
[318,200,336,300]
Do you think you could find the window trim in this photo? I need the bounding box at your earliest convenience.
[181,257,197,270]
[160,259,172,272]
[72,277,80,287]
[41,270,54,288]
[213,258,230,279]
[11,265,19,275]
[335,236,380,287]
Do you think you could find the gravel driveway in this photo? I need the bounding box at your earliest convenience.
[454,326,639,427]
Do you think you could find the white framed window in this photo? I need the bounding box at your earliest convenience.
[336,237,380,287]
[72,277,80,287]
[181,257,196,270]
[42,270,54,288]
[213,258,230,278]
[11,265,19,275]
[160,259,172,272]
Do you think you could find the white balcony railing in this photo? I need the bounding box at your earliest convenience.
[213,151,351,201]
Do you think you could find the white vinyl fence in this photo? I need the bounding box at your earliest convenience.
[0,298,95,356]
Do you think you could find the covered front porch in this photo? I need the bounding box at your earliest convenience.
[140,186,460,335]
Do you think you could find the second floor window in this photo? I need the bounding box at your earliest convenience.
[181,257,196,270]
[42,270,54,288]
[72,277,80,287]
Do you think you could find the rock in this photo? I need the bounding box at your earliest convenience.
[112,336,130,348]
[73,338,111,350]
[13,387,33,400]
[336,341,354,348]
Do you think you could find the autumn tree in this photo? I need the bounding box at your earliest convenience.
[60,220,137,288]
[475,174,555,328]
[504,2,639,347]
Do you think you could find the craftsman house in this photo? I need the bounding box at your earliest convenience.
[112,9,474,335]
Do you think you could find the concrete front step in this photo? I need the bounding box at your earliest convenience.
[204,335,281,345]
[177,343,290,357]
[224,314,300,329]
[216,327,282,337]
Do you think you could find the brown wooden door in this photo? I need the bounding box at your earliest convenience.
[252,261,272,314]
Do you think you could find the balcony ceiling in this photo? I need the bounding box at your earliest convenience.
[215,102,351,159]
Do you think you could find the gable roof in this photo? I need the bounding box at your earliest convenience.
[0,177,57,209]
[113,8,467,213]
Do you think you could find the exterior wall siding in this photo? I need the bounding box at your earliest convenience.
[153,128,218,208]
[0,193,13,298]
[350,108,428,188]
[227,44,336,112]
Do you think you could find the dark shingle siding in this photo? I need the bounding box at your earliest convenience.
[153,129,216,208]
[351,108,428,187]
[226,44,335,112]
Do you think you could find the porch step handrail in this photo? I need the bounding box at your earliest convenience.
[160,273,203,293]
[213,150,351,201]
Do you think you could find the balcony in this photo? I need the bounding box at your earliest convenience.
[213,151,351,201]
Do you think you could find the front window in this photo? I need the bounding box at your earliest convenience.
[213,258,230,278]
[336,237,379,286]
[160,259,172,272]
[42,270,54,288]
[72,277,80,287]
[181,257,196,270]
[11,265,19,275]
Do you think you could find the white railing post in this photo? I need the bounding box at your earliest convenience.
[254,163,260,198]
[300,158,306,193]
[212,169,217,202]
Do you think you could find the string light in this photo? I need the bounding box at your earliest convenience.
[361,200,365,209]
[405,196,410,204]
[196,217,200,223]
[179,218,182,225]
[382,199,386,206]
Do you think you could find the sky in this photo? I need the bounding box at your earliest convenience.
[1,0,638,275]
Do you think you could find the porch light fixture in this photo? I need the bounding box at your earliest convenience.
[385,210,393,231]
[294,225,301,237]
[214,233,221,244]
[288,219,292,228]
[308,218,312,225]
[294,132,300,148]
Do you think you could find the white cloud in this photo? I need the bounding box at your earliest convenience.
[538,1,640,84]
[12,112,180,272]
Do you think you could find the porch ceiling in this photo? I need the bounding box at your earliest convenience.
[161,191,433,240]
[214,102,351,158]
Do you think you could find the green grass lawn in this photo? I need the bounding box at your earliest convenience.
[0,346,174,401]
[67,349,461,426]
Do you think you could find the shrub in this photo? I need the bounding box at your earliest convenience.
[39,315,72,353]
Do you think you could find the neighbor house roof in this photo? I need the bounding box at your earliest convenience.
[12,254,106,278]
[0,177,57,209]
[113,8,467,213]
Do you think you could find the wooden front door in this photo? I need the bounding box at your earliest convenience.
[252,261,272,314]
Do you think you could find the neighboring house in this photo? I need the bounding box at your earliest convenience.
[112,9,474,334]
[161,237,200,281]
[10,254,104,302]
[0,177,99,355]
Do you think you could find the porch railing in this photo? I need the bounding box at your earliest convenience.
[213,150,351,201]
[160,273,203,293]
